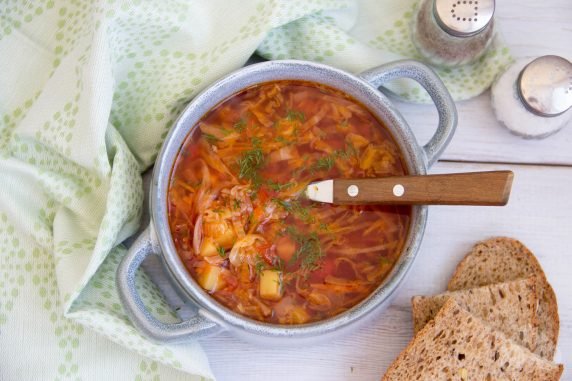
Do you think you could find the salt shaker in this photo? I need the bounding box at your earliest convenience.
[491,55,572,139]
[411,0,495,67]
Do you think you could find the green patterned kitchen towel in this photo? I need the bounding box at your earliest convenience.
[0,0,512,380]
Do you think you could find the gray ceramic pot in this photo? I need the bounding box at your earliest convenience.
[117,60,457,345]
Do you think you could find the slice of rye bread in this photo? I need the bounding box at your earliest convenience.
[412,277,539,351]
[447,237,559,360]
[382,299,563,381]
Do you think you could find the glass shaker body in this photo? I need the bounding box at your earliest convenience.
[412,0,495,67]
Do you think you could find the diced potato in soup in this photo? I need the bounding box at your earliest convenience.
[287,307,310,324]
[199,265,226,292]
[199,237,219,257]
[203,215,236,249]
[259,270,283,301]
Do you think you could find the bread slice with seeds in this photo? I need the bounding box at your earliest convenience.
[447,237,559,360]
[382,299,563,381]
[412,277,539,351]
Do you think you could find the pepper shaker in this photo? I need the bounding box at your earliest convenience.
[411,0,495,67]
[491,55,572,139]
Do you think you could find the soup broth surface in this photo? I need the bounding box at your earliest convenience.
[168,80,410,324]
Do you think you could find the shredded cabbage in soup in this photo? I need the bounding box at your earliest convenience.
[168,81,410,324]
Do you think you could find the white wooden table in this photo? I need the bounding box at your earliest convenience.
[144,1,572,379]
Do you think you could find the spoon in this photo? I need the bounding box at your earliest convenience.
[305,171,514,206]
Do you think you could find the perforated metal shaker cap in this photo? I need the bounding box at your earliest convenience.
[434,0,495,37]
[517,55,572,117]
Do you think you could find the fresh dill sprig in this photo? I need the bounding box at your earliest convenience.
[266,180,295,192]
[254,255,266,275]
[285,226,324,271]
[274,136,287,144]
[311,155,335,172]
[285,109,306,122]
[203,133,220,145]
[310,144,357,173]
[221,128,234,136]
[334,143,358,160]
[251,136,262,147]
[233,118,247,132]
[237,139,265,188]
[273,198,315,224]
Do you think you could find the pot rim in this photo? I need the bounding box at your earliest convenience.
[150,60,429,337]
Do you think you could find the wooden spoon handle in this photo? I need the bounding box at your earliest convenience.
[333,171,514,206]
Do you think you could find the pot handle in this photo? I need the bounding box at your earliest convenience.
[359,60,457,167]
[117,225,221,343]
